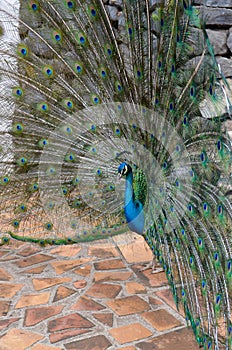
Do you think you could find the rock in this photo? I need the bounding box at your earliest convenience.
[227,28,232,53]
[197,7,232,27]
[193,0,232,8]
[105,5,119,22]
[109,0,123,6]
[206,29,228,55]
[216,56,232,77]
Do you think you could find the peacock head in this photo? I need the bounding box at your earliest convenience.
[118,162,132,179]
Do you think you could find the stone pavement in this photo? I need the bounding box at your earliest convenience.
[0,232,199,350]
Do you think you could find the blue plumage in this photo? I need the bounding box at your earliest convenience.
[0,1,231,348]
[118,162,145,235]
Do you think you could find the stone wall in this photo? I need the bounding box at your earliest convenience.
[106,1,232,77]
[194,1,232,78]
[105,1,232,137]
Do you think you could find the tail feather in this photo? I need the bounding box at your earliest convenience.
[0,1,231,348]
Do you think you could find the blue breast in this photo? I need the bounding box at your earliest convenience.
[124,172,145,235]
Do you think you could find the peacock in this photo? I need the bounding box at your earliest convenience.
[0,0,231,348]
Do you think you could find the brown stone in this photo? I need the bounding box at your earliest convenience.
[119,347,136,350]
[74,264,91,277]
[94,271,132,282]
[0,268,12,281]
[22,265,46,274]
[17,245,40,257]
[113,233,153,263]
[16,292,50,308]
[73,280,87,289]
[156,288,185,316]
[48,313,94,332]
[141,270,168,288]
[32,345,62,350]
[0,283,23,298]
[107,296,150,316]
[148,296,163,306]
[0,318,20,331]
[137,328,199,350]
[71,296,105,311]
[24,305,63,326]
[16,254,54,268]
[86,283,121,298]
[0,250,9,258]
[33,277,72,291]
[51,258,93,275]
[109,323,152,344]
[126,282,146,294]
[0,328,43,350]
[142,309,182,331]
[93,313,113,327]
[53,286,76,302]
[88,243,119,258]
[0,254,18,261]
[50,245,81,257]
[64,335,111,350]
[49,329,90,344]
[0,300,10,316]
[94,259,125,270]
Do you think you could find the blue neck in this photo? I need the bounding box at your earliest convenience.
[125,171,134,206]
[123,171,145,235]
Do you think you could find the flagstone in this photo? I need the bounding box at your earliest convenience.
[86,283,122,298]
[49,329,90,343]
[109,323,152,344]
[155,288,185,316]
[94,258,125,270]
[31,344,62,350]
[48,313,94,332]
[0,328,43,350]
[0,250,9,258]
[64,335,111,350]
[73,280,87,289]
[93,312,113,327]
[148,296,164,306]
[33,277,72,291]
[141,270,168,288]
[0,300,10,316]
[16,254,54,268]
[53,286,76,302]
[141,309,182,331]
[94,271,132,282]
[126,282,146,294]
[17,245,40,257]
[0,318,20,331]
[0,254,18,261]
[50,245,81,257]
[24,305,64,326]
[0,268,12,281]
[51,258,93,274]
[88,244,119,258]
[0,283,23,298]
[74,264,91,277]
[21,265,46,274]
[16,292,50,308]
[113,233,153,263]
[71,296,105,311]
[106,295,150,315]
[137,328,199,350]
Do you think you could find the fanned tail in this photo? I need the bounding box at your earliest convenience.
[0,1,231,348]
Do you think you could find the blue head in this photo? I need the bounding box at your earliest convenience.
[118,162,132,178]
